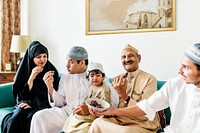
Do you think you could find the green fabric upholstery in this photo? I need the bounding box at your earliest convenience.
[0,107,14,128]
[0,83,16,133]
[157,81,171,133]
[0,83,16,108]
[157,81,171,125]
[0,80,171,133]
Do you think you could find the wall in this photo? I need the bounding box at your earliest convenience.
[27,0,200,80]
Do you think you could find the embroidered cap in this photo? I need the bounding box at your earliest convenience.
[184,43,200,65]
[88,62,104,74]
[123,44,139,54]
[67,46,88,60]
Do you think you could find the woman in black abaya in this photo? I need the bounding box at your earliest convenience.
[1,41,60,133]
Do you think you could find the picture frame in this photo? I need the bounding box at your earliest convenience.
[5,63,11,71]
[86,0,176,35]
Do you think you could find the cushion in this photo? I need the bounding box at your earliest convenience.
[0,107,14,127]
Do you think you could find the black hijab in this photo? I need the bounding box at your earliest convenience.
[12,41,59,108]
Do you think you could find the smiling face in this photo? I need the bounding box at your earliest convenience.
[178,55,200,87]
[33,53,48,67]
[121,48,141,72]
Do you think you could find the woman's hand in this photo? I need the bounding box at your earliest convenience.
[28,66,44,90]
[18,102,32,109]
[30,66,44,80]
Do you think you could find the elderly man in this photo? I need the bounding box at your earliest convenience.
[91,43,200,133]
[89,44,160,133]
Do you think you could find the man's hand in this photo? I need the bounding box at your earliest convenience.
[73,103,90,115]
[112,73,128,100]
[43,71,55,101]
[43,71,54,90]
[89,108,113,118]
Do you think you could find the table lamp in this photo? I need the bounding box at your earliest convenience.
[10,35,31,69]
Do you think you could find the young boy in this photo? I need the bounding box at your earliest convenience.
[61,62,111,133]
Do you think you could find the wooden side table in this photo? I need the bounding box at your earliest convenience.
[0,71,16,84]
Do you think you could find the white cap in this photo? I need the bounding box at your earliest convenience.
[184,43,200,65]
[88,62,104,73]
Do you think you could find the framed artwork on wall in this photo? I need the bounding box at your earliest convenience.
[86,0,176,35]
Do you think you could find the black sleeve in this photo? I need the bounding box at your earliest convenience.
[12,82,32,103]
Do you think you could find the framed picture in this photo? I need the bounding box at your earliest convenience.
[5,63,11,71]
[86,0,176,35]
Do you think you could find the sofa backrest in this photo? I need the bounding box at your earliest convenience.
[0,82,16,108]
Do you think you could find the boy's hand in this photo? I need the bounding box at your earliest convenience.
[73,103,90,115]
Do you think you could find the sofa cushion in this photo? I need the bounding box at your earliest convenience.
[0,107,14,127]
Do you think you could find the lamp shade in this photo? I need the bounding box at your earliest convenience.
[10,35,31,53]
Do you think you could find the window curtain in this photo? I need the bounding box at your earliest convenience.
[0,0,21,71]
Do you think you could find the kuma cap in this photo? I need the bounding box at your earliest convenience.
[67,46,88,60]
[88,62,104,74]
[184,43,200,65]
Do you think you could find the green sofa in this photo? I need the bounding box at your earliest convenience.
[0,81,170,133]
[0,82,16,133]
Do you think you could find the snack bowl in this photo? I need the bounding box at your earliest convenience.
[85,97,110,112]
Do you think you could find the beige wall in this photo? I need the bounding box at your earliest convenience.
[26,0,200,80]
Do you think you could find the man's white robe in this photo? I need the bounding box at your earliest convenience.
[30,71,119,133]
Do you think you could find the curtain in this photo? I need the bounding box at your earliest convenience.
[0,1,2,71]
[1,0,21,71]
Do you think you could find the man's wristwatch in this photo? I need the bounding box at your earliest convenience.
[122,96,130,104]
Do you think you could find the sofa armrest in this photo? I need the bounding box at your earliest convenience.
[157,81,171,129]
[0,82,16,108]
